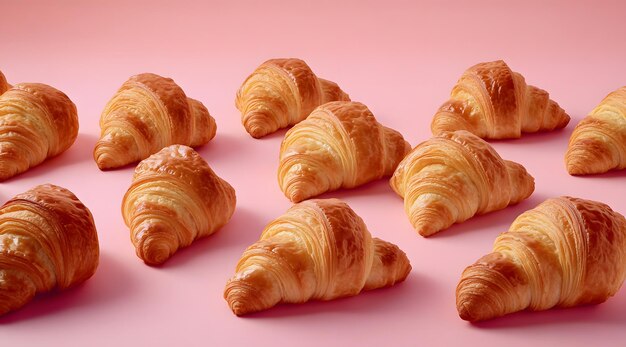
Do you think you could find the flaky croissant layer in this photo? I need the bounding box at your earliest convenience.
[279,101,410,202]
[456,196,626,322]
[431,60,569,139]
[224,198,411,316]
[236,58,350,138]
[390,130,534,236]
[94,73,216,170]
[565,86,626,175]
[0,184,100,315]
[0,78,78,181]
[122,144,236,265]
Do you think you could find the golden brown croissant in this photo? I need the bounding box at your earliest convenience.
[0,82,78,181]
[565,86,626,175]
[456,196,626,322]
[235,58,350,138]
[431,60,569,139]
[122,144,236,265]
[224,198,411,316]
[0,184,100,315]
[390,130,535,237]
[279,101,410,202]
[94,73,216,170]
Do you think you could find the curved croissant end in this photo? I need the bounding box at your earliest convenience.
[235,58,350,138]
[278,101,410,202]
[0,83,78,181]
[94,73,217,170]
[122,145,236,265]
[0,184,99,315]
[390,130,534,237]
[224,199,411,316]
[456,196,626,321]
[0,70,10,94]
[431,60,569,139]
[565,86,626,175]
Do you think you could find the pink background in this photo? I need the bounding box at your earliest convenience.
[2,0,626,346]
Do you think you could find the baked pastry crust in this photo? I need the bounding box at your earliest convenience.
[0,184,99,315]
[0,81,78,181]
[235,58,350,138]
[456,196,626,321]
[122,145,236,265]
[390,130,535,236]
[565,86,626,175]
[431,60,569,139]
[224,198,411,316]
[94,73,216,170]
[279,101,410,202]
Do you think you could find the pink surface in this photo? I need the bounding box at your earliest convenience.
[2,0,626,346]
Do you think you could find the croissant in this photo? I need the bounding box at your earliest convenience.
[0,82,78,181]
[431,60,569,139]
[390,130,535,237]
[565,86,626,175]
[279,101,410,202]
[122,144,236,265]
[456,196,626,322]
[224,198,411,316]
[94,73,216,170]
[235,58,350,138]
[0,184,100,315]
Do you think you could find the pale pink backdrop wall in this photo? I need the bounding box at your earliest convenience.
[1,0,625,346]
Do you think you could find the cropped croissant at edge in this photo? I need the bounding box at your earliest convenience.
[0,71,78,181]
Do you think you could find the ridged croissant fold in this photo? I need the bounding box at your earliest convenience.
[94,73,216,170]
[235,58,350,138]
[431,60,569,139]
[224,198,411,316]
[565,86,626,175]
[0,184,100,315]
[0,73,78,181]
[456,197,626,322]
[279,101,410,202]
[390,130,535,237]
[122,145,236,265]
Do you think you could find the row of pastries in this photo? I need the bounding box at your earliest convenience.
[0,59,624,321]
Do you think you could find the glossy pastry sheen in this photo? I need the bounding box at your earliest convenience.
[224,198,411,316]
[94,73,216,170]
[431,60,569,139]
[122,145,236,265]
[565,86,626,175]
[390,130,534,236]
[0,79,78,181]
[235,58,350,138]
[279,101,410,202]
[0,184,100,315]
[456,197,626,322]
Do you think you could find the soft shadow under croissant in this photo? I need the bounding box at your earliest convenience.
[94,73,216,170]
[224,198,411,316]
